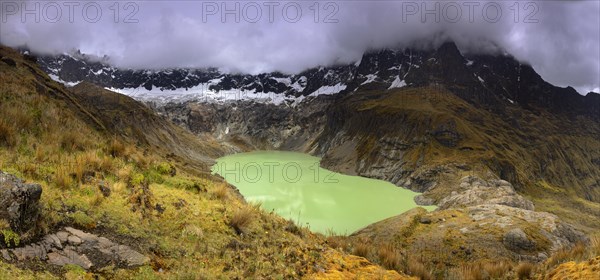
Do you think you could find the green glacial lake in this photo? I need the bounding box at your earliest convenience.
[212,151,435,235]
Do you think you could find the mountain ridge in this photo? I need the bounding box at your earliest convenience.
[29,41,600,121]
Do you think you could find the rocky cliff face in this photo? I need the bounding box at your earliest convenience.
[151,95,334,151]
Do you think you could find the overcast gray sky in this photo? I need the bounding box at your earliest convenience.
[1,0,598,94]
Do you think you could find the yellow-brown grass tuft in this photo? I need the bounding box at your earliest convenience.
[34,144,49,162]
[72,151,105,183]
[406,257,432,280]
[211,183,229,200]
[515,262,534,280]
[107,137,127,158]
[0,119,17,148]
[18,161,38,179]
[228,206,254,235]
[590,235,600,256]
[451,264,485,280]
[60,130,86,152]
[131,151,153,169]
[54,166,74,189]
[546,242,587,269]
[352,242,370,258]
[117,165,134,183]
[99,155,115,173]
[377,245,401,270]
[0,101,34,134]
[326,235,345,250]
[0,219,9,230]
[482,260,513,279]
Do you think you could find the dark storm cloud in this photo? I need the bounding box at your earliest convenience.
[1,0,598,93]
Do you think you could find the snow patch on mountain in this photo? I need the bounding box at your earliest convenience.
[272,77,291,86]
[48,74,81,87]
[107,83,306,106]
[361,74,378,85]
[388,76,407,89]
[309,83,347,96]
[290,76,307,92]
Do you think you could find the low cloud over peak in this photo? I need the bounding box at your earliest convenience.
[1,0,598,93]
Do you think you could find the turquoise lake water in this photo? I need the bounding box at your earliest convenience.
[212,151,434,235]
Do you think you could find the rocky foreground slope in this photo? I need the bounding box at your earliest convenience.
[0,46,411,279]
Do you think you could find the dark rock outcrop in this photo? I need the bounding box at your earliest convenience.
[0,171,42,233]
[432,121,462,147]
[0,57,16,67]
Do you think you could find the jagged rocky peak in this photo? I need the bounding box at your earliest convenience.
[356,48,407,75]
[67,49,110,63]
[35,42,457,94]
[464,50,600,118]
[437,40,462,54]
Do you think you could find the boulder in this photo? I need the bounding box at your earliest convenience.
[419,217,432,224]
[0,171,42,233]
[503,228,535,252]
[414,194,435,206]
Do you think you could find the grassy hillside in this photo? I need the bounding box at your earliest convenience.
[0,46,408,279]
[2,44,598,279]
[69,82,231,174]
[312,85,600,278]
